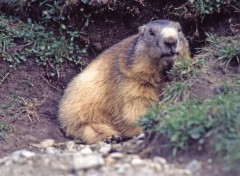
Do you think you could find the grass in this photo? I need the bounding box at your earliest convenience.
[140,85,240,172]
[201,33,240,67]
[168,58,204,81]
[0,120,10,139]
[141,33,240,172]
[189,0,239,19]
[0,16,88,75]
[161,81,192,103]
[160,58,204,103]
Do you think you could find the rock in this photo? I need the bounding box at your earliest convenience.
[73,153,105,170]
[80,146,93,155]
[0,139,199,176]
[110,152,125,159]
[153,156,167,165]
[65,141,76,151]
[31,139,55,149]
[105,156,115,166]
[99,143,111,155]
[186,159,202,174]
[45,147,57,154]
[131,156,144,166]
[12,150,36,159]
[136,133,145,140]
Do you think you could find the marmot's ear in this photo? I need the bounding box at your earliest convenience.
[138,25,146,35]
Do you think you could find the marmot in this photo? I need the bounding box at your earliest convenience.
[58,20,190,144]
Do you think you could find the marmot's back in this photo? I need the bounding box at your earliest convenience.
[58,20,190,144]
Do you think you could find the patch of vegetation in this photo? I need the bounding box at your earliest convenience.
[0,16,88,75]
[0,120,11,139]
[190,0,238,17]
[201,34,240,67]
[161,81,192,103]
[160,58,204,103]
[140,85,240,172]
[168,58,204,81]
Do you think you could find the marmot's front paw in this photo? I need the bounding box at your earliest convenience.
[104,135,123,144]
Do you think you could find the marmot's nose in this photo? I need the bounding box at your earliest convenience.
[164,40,177,48]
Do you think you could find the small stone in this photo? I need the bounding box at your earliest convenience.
[65,141,76,151]
[186,159,202,173]
[73,153,105,169]
[31,139,55,149]
[40,139,55,148]
[131,157,144,165]
[136,133,145,140]
[12,150,36,158]
[99,143,111,155]
[153,156,167,165]
[110,152,125,159]
[45,147,57,154]
[80,146,93,155]
[105,156,115,166]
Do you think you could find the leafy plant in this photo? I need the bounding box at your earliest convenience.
[0,16,88,74]
[140,85,240,172]
[0,120,11,139]
[168,58,204,81]
[189,0,239,19]
[161,81,192,103]
[201,33,240,67]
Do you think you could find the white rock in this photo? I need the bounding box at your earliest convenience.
[31,139,55,149]
[40,139,55,148]
[185,159,202,173]
[80,146,93,155]
[65,141,76,151]
[45,147,57,154]
[136,133,145,140]
[131,157,144,165]
[99,144,111,155]
[12,150,36,158]
[110,152,125,159]
[73,153,105,169]
[153,156,167,165]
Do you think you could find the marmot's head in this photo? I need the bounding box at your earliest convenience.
[138,20,185,60]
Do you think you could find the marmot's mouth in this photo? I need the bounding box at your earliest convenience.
[161,51,179,58]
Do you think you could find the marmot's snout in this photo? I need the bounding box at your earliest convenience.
[161,27,180,57]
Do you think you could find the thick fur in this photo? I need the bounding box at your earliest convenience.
[58,20,190,144]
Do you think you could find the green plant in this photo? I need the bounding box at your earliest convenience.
[161,81,192,103]
[168,58,204,81]
[189,0,238,19]
[0,120,11,139]
[0,16,88,74]
[140,86,240,171]
[201,33,240,67]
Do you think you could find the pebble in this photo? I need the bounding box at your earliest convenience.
[31,139,55,149]
[12,150,36,159]
[45,147,57,154]
[65,141,76,151]
[99,143,111,155]
[185,159,202,173]
[110,152,125,159]
[131,157,144,165]
[73,154,105,170]
[153,156,167,165]
[80,146,93,155]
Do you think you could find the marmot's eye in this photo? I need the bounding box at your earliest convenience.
[149,29,155,36]
[178,28,181,33]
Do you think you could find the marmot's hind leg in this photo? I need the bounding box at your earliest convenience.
[74,123,120,144]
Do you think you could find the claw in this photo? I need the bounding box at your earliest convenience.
[104,135,123,144]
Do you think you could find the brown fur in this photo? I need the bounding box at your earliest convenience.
[58,20,190,144]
